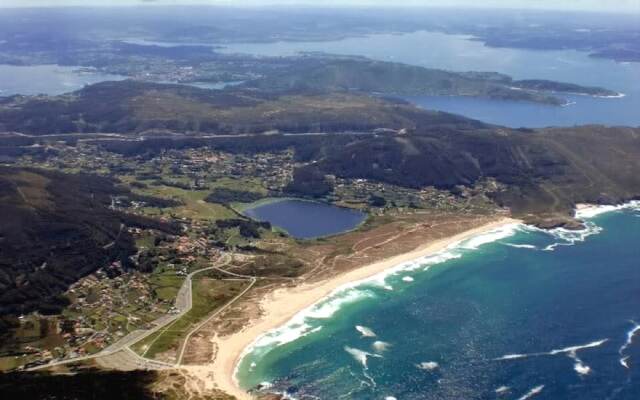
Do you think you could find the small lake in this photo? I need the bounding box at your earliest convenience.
[243,199,366,239]
[0,64,126,96]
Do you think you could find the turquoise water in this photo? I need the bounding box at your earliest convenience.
[237,204,640,399]
[220,31,640,127]
[0,64,126,96]
[244,199,366,239]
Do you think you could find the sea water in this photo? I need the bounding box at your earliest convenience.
[236,203,640,399]
[0,64,126,96]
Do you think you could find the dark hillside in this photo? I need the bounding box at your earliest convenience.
[0,167,179,326]
[313,126,640,224]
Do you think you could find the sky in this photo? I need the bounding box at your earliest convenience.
[0,0,638,13]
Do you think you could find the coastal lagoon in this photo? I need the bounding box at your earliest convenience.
[237,204,640,399]
[220,31,640,127]
[243,199,366,239]
[0,64,126,96]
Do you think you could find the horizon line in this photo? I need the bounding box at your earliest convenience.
[0,4,638,15]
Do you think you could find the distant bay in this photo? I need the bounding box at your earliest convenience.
[0,64,126,96]
[219,31,640,127]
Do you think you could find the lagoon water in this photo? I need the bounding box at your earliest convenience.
[237,204,640,399]
[220,31,640,127]
[243,199,366,239]
[0,64,126,96]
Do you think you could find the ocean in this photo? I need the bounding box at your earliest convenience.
[236,203,640,399]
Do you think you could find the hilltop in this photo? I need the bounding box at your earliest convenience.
[242,57,618,104]
[0,80,485,135]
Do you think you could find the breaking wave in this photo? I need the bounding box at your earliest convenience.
[367,223,522,289]
[344,346,382,387]
[526,222,603,251]
[504,243,538,250]
[459,223,522,250]
[238,221,525,381]
[372,341,391,353]
[344,346,382,369]
[356,325,377,338]
[243,288,375,361]
[618,320,640,369]
[495,339,608,377]
[495,385,510,395]
[515,201,640,252]
[416,361,440,371]
[575,201,640,219]
[517,385,544,400]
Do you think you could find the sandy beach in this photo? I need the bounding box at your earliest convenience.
[205,217,519,399]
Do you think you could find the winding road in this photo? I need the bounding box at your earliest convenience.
[27,252,242,371]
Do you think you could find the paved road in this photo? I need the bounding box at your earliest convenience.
[139,253,232,357]
[13,131,375,139]
[176,274,256,365]
[28,253,232,371]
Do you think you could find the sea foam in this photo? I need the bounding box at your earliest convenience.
[504,243,538,250]
[355,325,377,338]
[416,361,439,371]
[495,385,510,395]
[459,223,522,250]
[238,220,523,379]
[517,385,544,400]
[244,288,375,359]
[372,341,391,353]
[516,201,640,252]
[618,320,640,369]
[344,346,382,387]
[575,201,640,219]
[496,339,608,377]
[367,223,521,289]
[344,346,382,369]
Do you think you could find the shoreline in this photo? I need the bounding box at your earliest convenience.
[205,216,519,399]
[575,201,639,219]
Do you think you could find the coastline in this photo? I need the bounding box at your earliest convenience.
[575,201,639,219]
[205,216,519,399]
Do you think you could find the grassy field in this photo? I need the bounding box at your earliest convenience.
[134,273,246,360]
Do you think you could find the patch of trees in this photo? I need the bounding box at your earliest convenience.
[0,370,160,400]
[215,219,271,239]
[368,195,387,207]
[284,165,333,197]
